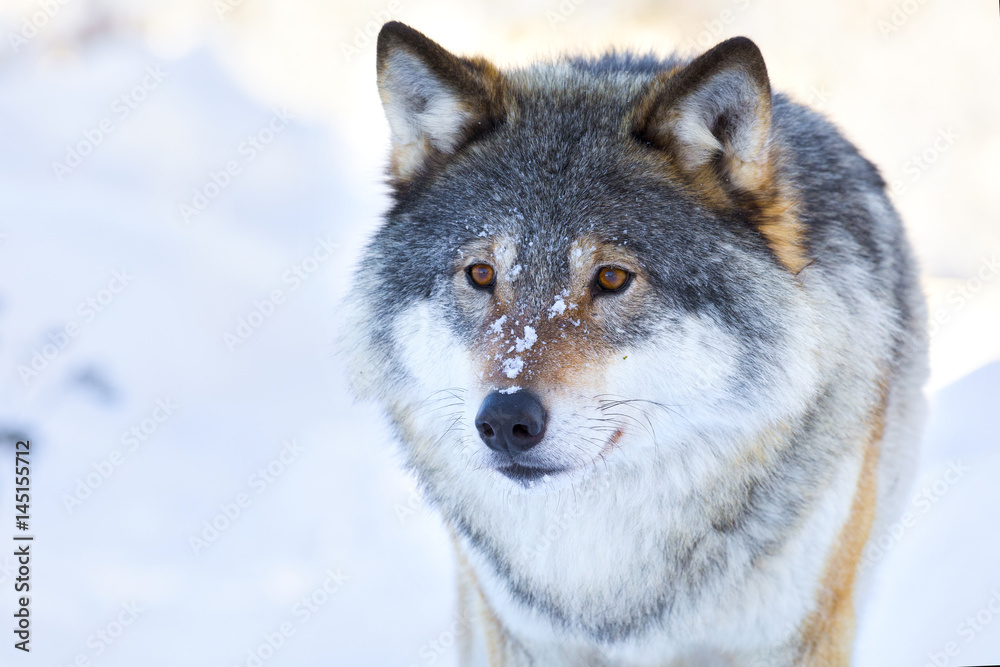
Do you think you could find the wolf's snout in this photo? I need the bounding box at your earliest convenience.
[475,391,547,454]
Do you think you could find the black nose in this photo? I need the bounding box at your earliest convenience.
[475,391,547,455]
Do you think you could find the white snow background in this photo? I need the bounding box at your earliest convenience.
[0,1,997,666]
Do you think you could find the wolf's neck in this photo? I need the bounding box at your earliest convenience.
[443,412,860,659]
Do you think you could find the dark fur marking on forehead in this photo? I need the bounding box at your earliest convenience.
[566,51,687,76]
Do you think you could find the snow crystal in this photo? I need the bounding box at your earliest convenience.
[515,325,537,352]
[502,356,524,379]
[547,291,577,319]
[509,264,522,278]
[548,296,567,318]
[499,386,521,394]
[490,315,507,334]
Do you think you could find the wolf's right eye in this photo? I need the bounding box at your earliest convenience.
[595,266,631,293]
[467,263,496,289]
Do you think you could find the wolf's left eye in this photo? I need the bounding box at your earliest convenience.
[595,266,631,293]
[467,263,496,288]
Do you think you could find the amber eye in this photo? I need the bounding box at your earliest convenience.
[467,263,496,288]
[596,266,631,292]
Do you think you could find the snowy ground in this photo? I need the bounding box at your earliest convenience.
[0,1,998,666]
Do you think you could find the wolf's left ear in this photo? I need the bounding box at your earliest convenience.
[376,22,505,183]
[634,37,773,194]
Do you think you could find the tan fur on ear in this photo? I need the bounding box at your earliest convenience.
[634,37,808,273]
[376,22,506,183]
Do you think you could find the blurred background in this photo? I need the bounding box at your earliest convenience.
[0,0,997,665]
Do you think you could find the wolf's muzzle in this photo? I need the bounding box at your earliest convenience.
[475,391,547,455]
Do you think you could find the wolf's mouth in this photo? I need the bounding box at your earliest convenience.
[496,463,567,484]
[493,427,626,486]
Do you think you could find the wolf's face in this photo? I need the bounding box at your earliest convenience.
[344,25,822,503]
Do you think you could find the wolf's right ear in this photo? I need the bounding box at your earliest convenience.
[633,36,773,195]
[634,38,808,273]
[376,22,505,183]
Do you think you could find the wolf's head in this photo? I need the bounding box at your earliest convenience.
[342,23,822,499]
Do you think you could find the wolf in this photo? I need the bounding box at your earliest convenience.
[341,21,928,666]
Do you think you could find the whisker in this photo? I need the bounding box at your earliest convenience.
[595,394,694,431]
